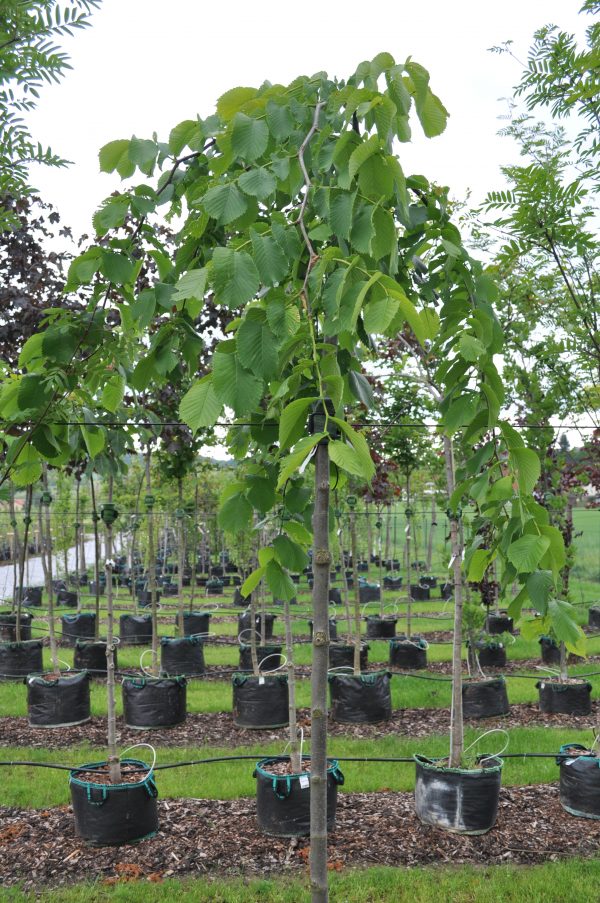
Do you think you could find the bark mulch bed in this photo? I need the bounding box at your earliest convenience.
[2,701,600,749]
[1,784,599,891]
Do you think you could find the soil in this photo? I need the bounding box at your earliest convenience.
[2,701,600,750]
[1,784,600,891]
[72,764,152,785]
[261,760,311,776]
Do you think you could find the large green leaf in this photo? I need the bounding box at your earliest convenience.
[348,371,374,408]
[217,86,258,121]
[363,293,399,333]
[467,549,492,582]
[277,434,326,489]
[98,139,134,178]
[510,447,541,496]
[279,397,317,450]
[81,425,105,459]
[238,167,276,200]
[237,314,279,379]
[231,112,269,162]
[265,559,297,602]
[328,189,355,241]
[547,598,586,654]
[405,61,448,138]
[212,348,263,415]
[250,231,289,286]
[203,183,248,225]
[101,374,125,414]
[212,247,260,308]
[218,491,253,532]
[526,570,554,615]
[458,334,486,362]
[284,520,313,545]
[328,439,367,478]
[180,375,222,431]
[246,475,276,513]
[100,250,135,284]
[443,392,480,435]
[348,134,380,180]
[539,524,566,577]
[331,418,375,480]
[172,268,207,305]
[240,566,265,599]
[507,534,550,573]
[273,533,309,572]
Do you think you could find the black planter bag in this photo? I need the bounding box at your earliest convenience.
[137,590,161,608]
[410,584,430,601]
[539,636,560,665]
[27,670,90,727]
[176,611,210,637]
[254,756,344,836]
[329,588,342,605]
[328,671,392,724]
[440,582,453,600]
[232,673,289,728]
[119,614,152,646]
[61,612,97,646]
[329,643,368,671]
[122,676,187,728]
[23,587,42,607]
[383,576,403,589]
[239,644,282,672]
[358,583,381,604]
[365,615,397,639]
[389,637,427,670]
[420,576,437,588]
[462,678,509,719]
[74,640,115,676]
[70,758,158,846]
[588,606,600,630]
[238,611,276,641]
[485,613,513,635]
[0,611,32,643]
[414,755,503,835]
[0,640,43,679]
[232,588,246,606]
[556,744,600,819]
[308,619,337,641]
[474,642,507,668]
[537,679,592,715]
[160,635,205,677]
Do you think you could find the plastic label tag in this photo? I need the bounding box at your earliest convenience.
[299,775,310,789]
[259,676,265,685]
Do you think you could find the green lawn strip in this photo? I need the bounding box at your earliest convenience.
[0,726,591,808]
[3,858,600,902]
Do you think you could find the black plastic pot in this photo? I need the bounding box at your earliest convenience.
[474,642,507,668]
[70,758,159,845]
[56,589,78,607]
[440,583,453,600]
[61,612,97,646]
[137,590,161,608]
[329,643,368,671]
[122,676,187,728]
[329,588,342,605]
[358,583,381,604]
[119,614,152,646]
[232,673,289,728]
[238,612,276,641]
[485,613,514,635]
[232,588,247,606]
[239,644,282,672]
[383,576,403,589]
[176,611,210,637]
[308,619,337,641]
[414,754,503,834]
[420,576,437,588]
[389,636,427,670]
[0,611,32,643]
[160,582,178,597]
[463,677,509,719]
[254,755,344,836]
[539,636,561,665]
[328,671,392,723]
[0,640,43,679]
[409,584,430,601]
[588,606,600,630]
[365,615,397,639]
[27,670,90,727]
[74,640,115,676]
[537,679,592,715]
[22,587,42,607]
[557,743,600,819]
[160,635,205,677]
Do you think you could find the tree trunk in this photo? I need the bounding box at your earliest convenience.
[349,509,361,675]
[405,476,413,640]
[146,450,159,674]
[75,479,80,613]
[90,474,101,641]
[105,475,121,783]
[365,501,372,578]
[444,436,464,769]
[15,486,33,642]
[9,484,20,615]
[284,597,301,772]
[41,465,59,673]
[310,441,330,903]
[426,495,436,573]
[177,479,185,639]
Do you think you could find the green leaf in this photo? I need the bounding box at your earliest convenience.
[467,549,492,582]
[510,447,541,496]
[379,275,425,344]
[168,119,202,155]
[250,231,288,286]
[246,476,276,513]
[81,425,105,459]
[328,439,368,478]
[265,559,297,602]
[458,334,486,362]
[349,204,376,254]
[258,547,275,567]
[101,374,125,413]
[363,293,399,334]
[405,62,448,138]
[348,134,380,180]
[266,293,299,338]
[240,566,265,599]
[237,314,279,379]
[419,307,440,341]
[526,570,554,615]
[277,434,326,489]
[203,182,248,225]
[180,375,222,431]
[217,87,258,121]
[11,442,42,487]
[172,268,207,305]
[443,392,480,434]
[273,534,309,572]
[330,418,375,480]
[370,207,396,259]
[100,250,135,284]
[213,348,263,415]
[487,475,514,502]
[284,520,313,545]
[328,190,355,241]
[279,397,317,450]
[507,586,529,621]
[98,139,134,178]
[507,534,550,573]
[539,524,566,577]
[266,101,293,140]
[218,492,253,532]
[547,598,586,654]
[212,248,260,308]
[238,167,276,200]
[231,112,269,162]
[348,371,374,408]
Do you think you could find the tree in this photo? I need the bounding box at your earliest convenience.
[0,1,101,228]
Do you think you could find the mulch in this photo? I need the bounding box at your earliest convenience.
[2,700,600,750]
[1,784,600,891]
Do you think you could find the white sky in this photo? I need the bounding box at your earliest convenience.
[26,0,586,238]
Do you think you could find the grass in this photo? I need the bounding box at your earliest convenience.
[3,859,600,902]
[0,725,595,808]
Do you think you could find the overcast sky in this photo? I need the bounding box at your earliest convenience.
[26,0,586,238]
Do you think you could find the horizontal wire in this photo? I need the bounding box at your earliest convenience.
[0,420,597,430]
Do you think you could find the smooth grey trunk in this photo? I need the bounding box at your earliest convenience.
[335,503,352,644]
[189,483,199,609]
[405,478,413,639]
[75,479,80,612]
[426,495,436,573]
[349,509,361,675]
[90,474,101,641]
[377,508,384,618]
[444,436,464,768]
[384,508,391,564]
[259,531,267,646]
[284,597,301,772]
[105,476,121,783]
[177,479,185,639]
[146,450,159,674]
[15,486,33,643]
[9,485,19,615]
[365,502,372,578]
[41,466,59,673]
[310,441,330,903]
